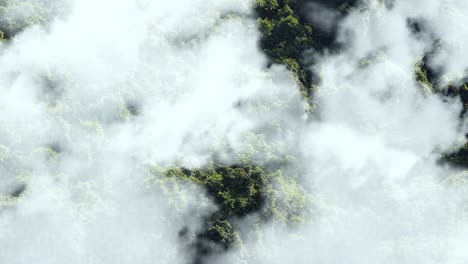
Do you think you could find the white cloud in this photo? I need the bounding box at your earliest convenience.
[0,0,467,263]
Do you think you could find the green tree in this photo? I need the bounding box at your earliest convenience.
[255,0,314,98]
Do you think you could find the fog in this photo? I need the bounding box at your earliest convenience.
[0,0,467,263]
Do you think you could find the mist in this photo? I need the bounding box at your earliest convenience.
[0,0,467,263]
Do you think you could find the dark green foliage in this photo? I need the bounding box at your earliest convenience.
[416,42,443,86]
[257,4,313,60]
[166,164,266,218]
[0,1,45,39]
[443,143,468,167]
[303,0,358,10]
[441,84,468,167]
[416,58,468,168]
[461,84,468,117]
[414,63,434,93]
[255,0,314,97]
[255,0,280,18]
[158,160,310,263]
[254,0,363,98]
[165,164,265,263]
[447,83,468,118]
[294,0,361,49]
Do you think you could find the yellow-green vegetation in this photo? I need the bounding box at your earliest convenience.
[256,1,312,60]
[165,164,266,218]
[146,129,312,261]
[416,59,468,168]
[0,0,66,40]
[255,0,314,97]
[254,0,362,99]
[162,160,309,219]
[0,0,45,39]
[414,62,435,93]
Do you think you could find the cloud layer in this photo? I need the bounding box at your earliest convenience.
[0,0,467,263]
